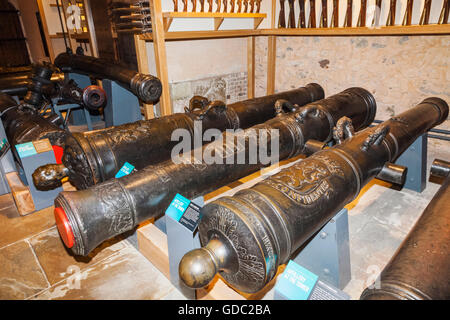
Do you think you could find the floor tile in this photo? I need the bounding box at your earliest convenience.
[0,193,15,212]
[0,240,49,300]
[32,246,180,300]
[0,204,55,249]
[29,227,128,285]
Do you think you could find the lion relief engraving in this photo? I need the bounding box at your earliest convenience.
[263,154,345,205]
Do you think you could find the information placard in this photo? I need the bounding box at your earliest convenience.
[166,193,202,232]
[275,260,350,300]
[115,162,136,178]
[16,142,37,158]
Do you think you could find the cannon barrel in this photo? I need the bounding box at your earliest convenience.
[0,93,66,159]
[58,80,107,112]
[54,53,162,104]
[33,84,324,190]
[23,63,57,107]
[0,73,64,98]
[53,87,376,256]
[360,159,450,300]
[178,97,448,293]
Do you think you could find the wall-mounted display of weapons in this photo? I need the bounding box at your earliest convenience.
[276,0,449,29]
[110,0,151,34]
[163,0,267,32]
[439,0,449,24]
[172,0,264,13]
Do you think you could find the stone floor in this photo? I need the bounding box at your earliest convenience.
[0,192,185,300]
[0,139,448,300]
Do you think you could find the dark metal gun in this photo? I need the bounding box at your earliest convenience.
[439,0,449,24]
[58,80,107,112]
[0,93,66,161]
[255,0,261,12]
[331,0,339,27]
[386,0,396,26]
[309,0,317,27]
[279,0,287,27]
[179,98,448,293]
[344,0,353,27]
[357,0,367,27]
[402,0,413,25]
[52,87,379,257]
[320,0,328,27]
[298,0,306,28]
[54,52,162,104]
[420,0,432,25]
[361,159,450,300]
[288,0,296,28]
[371,0,382,27]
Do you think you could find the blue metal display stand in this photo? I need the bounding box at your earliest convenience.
[292,208,351,290]
[60,74,142,130]
[63,73,102,129]
[395,134,427,193]
[0,121,15,195]
[155,196,204,299]
[15,139,63,211]
[102,80,142,127]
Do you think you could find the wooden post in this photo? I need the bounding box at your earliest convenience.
[247,36,255,99]
[37,0,56,62]
[266,0,277,95]
[266,36,276,95]
[83,0,99,57]
[134,34,155,119]
[61,0,78,53]
[149,0,172,116]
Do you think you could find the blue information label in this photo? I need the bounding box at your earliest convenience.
[275,260,319,300]
[16,142,37,158]
[0,138,9,159]
[115,162,136,178]
[166,193,191,222]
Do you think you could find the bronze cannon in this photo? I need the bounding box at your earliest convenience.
[360,159,450,300]
[178,97,448,293]
[0,65,64,100]
[0,93,66,161]
[54,52,162,104]
[53,87,376,256]
[0,62,108,160]
[33,84,324,190]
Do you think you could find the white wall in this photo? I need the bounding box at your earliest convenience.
[145,0,276,84]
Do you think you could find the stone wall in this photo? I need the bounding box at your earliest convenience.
[169,72,248,114]
[255,35,449,133]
